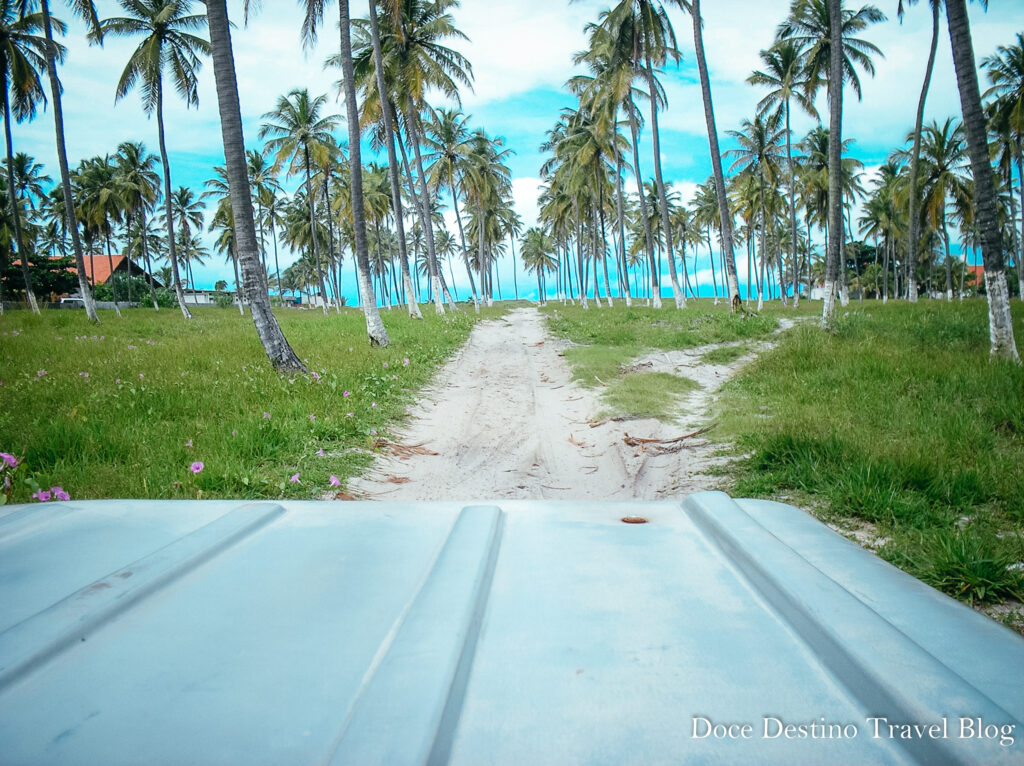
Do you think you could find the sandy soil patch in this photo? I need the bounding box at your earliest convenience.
[347,307,783,501]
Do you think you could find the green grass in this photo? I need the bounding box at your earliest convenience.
[544,302,780,422]
[700,344,749,365]
[601,372,699,422]
[0,304,503,502]
[715,300,1024,606]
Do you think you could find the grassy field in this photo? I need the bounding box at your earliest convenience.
[543,302,779,421]
[0,304,502,503]
[712,300,1024,615]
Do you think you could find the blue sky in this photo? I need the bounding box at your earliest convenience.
[15,0,1024,301]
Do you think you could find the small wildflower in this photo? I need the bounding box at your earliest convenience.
[382,362,389,368]
[173,481,180,488]
[146,340,155,346]
[311,371,321,381]
[190,461,204,474]
[79,372,89,378]
[346,412,354,418]
[241,365,246,371]
[290,473,300,483]
[370,429,377,436]
[343,391,351,398]
[115,378,121,385]
[329,475,341,487]
[36,370,47,377]
[316,448,325,457]
[127,345,137,350]
[139,374,144,380]
[56,336,62,340]
[0,452,18,468]
[185,439,193,448]
[403,357,410,366]
[231,429,238,436]
[32,489,52,502]
[309,414,316,422]
[50,486,70,501]
[348,347,353,352]
[371,402,377,409]
[263,412,271,419]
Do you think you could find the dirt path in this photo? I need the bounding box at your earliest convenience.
[347,307,786,501]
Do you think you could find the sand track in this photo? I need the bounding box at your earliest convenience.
[347,307,781,501]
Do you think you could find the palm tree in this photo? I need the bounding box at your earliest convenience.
[945,0,1018,360]
[167,186,205,296]
[897,0,942,303]
[423,106,479,309]
[75,154,125,315]
[688,0,741,305]
[194,1,305,369]
[100,0,210,320]
[0,3,51,313]
[300,0,390,342]
[40,0,101,322]
[748,39,818,307]
[984,31,1024,302]
[260,89,337,316]
[778,0,884,321]
[114,141,160,309]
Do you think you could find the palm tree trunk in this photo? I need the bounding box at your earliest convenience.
[509,232,519,301]
[614,154,632,306]
[627,102,660,308]
[367,4,421,321]
[945,0,1019,360]
[338,0,390,344]
[449,170,480,310]
[821,0,844,326]
[39,0,97,322]
[302,152,329,315]
[206,0,305,368]
[103,232,122,316]
[906,2,940,304]
[941,206,953,301]
[154,77,192,320]
[402,102,448,314]
[786,100,800,307]
[271,211,283,302]
[1017,153,1024,300]
[2,82,39,313]
[691,0,739,306]
[231,247,243,315]
[596,188,613,306]
[645,57,684,309]
[140,209,158,309]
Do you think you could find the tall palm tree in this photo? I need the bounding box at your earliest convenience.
[748,39,818,307]
[194,0,304,369]
[167,185,205,295]
[778,0,884,320]
[984,31,1024,302]
[727,114,787,308]
[40,0,101,321]
[916,118,969,300]
[945,0,1018,360]
[897,0,942,303]
[423,106,479,308]
[100,0,209,320]
[688,0,741,305]
[75,154,125,315]
[0,3,51,313]
[362,0,420,320]
[301,0,390,342]
[260,89,337,316]
[114,140,160,309]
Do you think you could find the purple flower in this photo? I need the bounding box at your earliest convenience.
[329,475,341,487]
[231,429,238,436]
[290,473,300,483]
[309,414,316,422]
[382,362,389,368]
[50,486,70,501]
[36,370,46,377]
[346,412,354,418]
[311,371,321,381]
[0,452,18,468]
[32,489,51,502]
[185,439,193,448]
[173,481,180,488]
[263,412,271,419]
[343,391,351,397]
[370,429,377,436]
[403,357,410,366]
[79,372,89,378]
[316,448,325,457]
[115,378,121,385]
[127,345,137,350]
[190,461,204,474]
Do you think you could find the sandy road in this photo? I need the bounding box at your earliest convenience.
[347,307,730,501]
